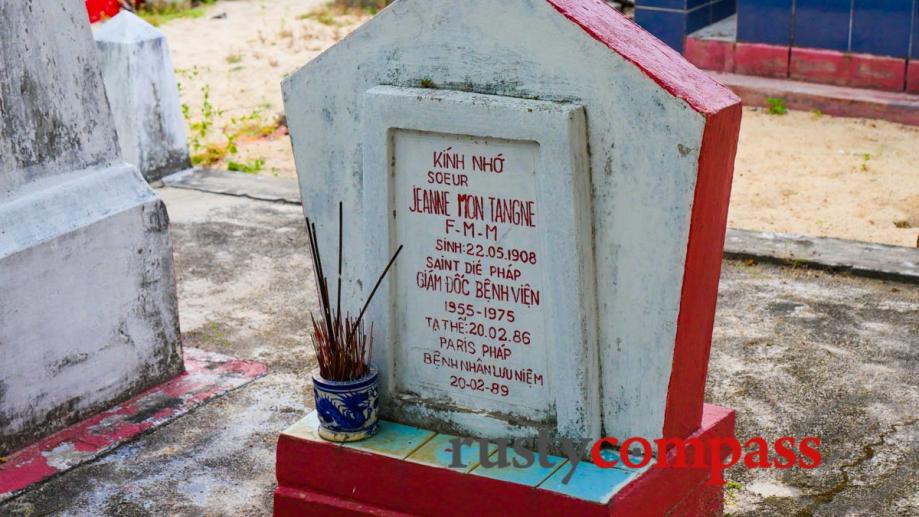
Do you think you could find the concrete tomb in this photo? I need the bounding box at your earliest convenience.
[0,0,183,455]
[279,0,742,512]
[95,11,191,182]
[285,0,741,447]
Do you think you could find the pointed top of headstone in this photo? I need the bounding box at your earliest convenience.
[95,11,165,44]
[544,0,739,115]
[0,0,119,194]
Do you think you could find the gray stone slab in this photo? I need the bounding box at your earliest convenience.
[0,0,118,195]
[0,0,182,455]
[95,11,191,182]
[161,168,302,204]
[725,228,919,285]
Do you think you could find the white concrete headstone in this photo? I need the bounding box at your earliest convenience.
[95,11,190,182]
[0,0,183,455]
[284,0,741,445]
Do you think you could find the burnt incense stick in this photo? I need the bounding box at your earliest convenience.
[336,202,343,340]
[303,206,402,381]
[346,244,404,347]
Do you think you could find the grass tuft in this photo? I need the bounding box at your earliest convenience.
[134,0,217,26]
[766,97,788,116]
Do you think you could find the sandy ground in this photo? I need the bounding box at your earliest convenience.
[733,109,919,248]
[156,0,360,177]
[155,0,919,247]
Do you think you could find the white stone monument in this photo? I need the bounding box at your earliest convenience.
[95,11,190,182]
[284,0,741,447]
[0,0,183,455]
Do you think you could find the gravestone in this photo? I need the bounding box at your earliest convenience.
[0,0,183,455]
[95,11,191,182]
[284,0,741,447]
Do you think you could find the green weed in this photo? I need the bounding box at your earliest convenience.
[766,97,788,115]
[134,0,217,26]
[228,159,266,174]
[298,0,391,25]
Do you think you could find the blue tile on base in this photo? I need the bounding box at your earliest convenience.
[538,461,637,503]
[407,434,496,472]
[472,450,568,486]
[282,411,324,442]
[596,448,656,475]
[343,420,436,459]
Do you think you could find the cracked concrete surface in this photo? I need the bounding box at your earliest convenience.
[712,260,919,516]
[1,188,916,515]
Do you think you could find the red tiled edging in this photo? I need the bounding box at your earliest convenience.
[0,348,267,501]
[734,43,789,78]
[684,37,735,73]
[790,48,906,92]
[687,36,915,94]
[908,61,919,95]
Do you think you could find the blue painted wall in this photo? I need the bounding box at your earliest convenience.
[793,0,850,51]
[735,0,918,58]
[850,0,913,58]
[634,0,738,52]
[636,0,919,59]
[737,0,793,45]
[914,0,919,58]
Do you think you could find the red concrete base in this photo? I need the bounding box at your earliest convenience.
[0,348,267,501]
[908,61,919,95]
[712,72,919,127]
[274,404,735,517]
[734,43,789,79]
[685,37,735,73]
[687,36,914,94]
[790,48,906,92]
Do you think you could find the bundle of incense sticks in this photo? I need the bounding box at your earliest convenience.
[305,203,403,381]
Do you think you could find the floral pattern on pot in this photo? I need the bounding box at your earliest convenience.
[312,368,380,442]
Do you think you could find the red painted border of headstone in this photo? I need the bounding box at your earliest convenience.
[547,0,741,439]
[546,0,740,115]
[86,0,122,23]
[0,348,267,501]
[273,404,735,516]
[664,103,742,439]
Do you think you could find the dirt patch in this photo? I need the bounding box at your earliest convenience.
[732,109,919,247]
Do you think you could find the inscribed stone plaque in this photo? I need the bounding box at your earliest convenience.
[393,130,550,417]
[358,86,599,439]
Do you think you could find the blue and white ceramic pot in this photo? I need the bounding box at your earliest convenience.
[312,368,380,442]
